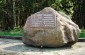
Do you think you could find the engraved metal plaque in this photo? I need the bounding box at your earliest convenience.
[30,14,56,28]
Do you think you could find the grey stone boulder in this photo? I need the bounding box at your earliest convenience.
[22,7,80,47]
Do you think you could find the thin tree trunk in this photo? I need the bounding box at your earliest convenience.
[18,9,20,28]
[13,0,16,27]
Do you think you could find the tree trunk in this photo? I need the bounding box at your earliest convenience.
[13,0,16,27]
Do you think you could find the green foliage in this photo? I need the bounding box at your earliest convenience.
[51,0,74,16]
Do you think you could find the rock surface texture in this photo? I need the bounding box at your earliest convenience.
[22,7,80,47]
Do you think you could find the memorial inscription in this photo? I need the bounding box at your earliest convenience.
[30,14,56,28]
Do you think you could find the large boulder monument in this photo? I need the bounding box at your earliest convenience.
[22,7,80,47]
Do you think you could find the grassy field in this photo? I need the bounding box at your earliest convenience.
[0,29,85,38]
[80,29,85,38]
[0,28,22,37]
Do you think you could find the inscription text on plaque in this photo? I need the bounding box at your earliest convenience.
[30,14,56,28]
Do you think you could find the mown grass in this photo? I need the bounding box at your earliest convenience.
[0,28,85,38]
[80,29,85,38]
[0,28,23,37]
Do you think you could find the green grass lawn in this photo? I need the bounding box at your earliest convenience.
[80,29,85,38]
[0,29,85,38]
[0,28,23,37]
[0,31,22,37]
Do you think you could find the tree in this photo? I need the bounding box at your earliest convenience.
[72,0,85,28]
[0,0,85,31]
